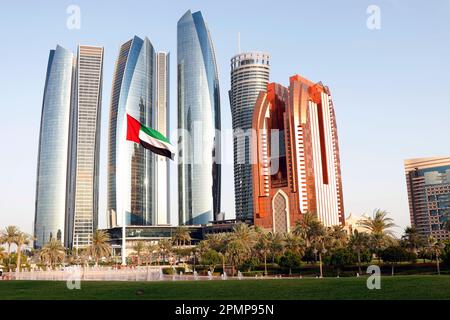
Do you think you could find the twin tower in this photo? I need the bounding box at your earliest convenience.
[34,10,345,249]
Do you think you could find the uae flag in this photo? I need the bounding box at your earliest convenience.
[126,114,175,160]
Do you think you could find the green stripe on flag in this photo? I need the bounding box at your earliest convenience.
[140,124,171,144]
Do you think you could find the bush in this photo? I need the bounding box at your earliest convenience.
[162,267,184,275]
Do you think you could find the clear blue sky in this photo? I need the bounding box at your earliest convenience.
[1,0,449,236]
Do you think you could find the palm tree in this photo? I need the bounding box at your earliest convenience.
[0,226,19,259]
[284,233,305,256]
[401,226,424,254]
[85,230,112,264]
[39,239,66,268]
[205,233,228,272]
[327,225,348,249]
[349,230,370,274]
[0,247,6,263]
[145,243,158,266]
[132,241,145,265]
[14,232,32,272]
[158,239,173,265]
[358,209,396,236]
[173,227,192,247]
[293,212,319,247]
[255,231,271,276]
[358,209,397,262]
[227,223,257,275]
[309,223,328,278]
[428,236,445,275]
[267,232,284,263]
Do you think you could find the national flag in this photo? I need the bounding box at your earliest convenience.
[126,114,175,160]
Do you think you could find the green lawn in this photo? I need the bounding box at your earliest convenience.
[0,276,449,300]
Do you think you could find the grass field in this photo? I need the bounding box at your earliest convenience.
[0,276,449,300]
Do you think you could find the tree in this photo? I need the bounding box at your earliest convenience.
[0,226,20,261]
[226,223,257,275]
[293,212,319,247]
[255,231,271,276]
[326,248,356,276]
[428,236,445,275]
[173,226,192,247]
[158,239,173,265]
[205,233,228,272]
[200,249,221,273]
[278,250,302,276]
[380,246,409,275]
[348,230,371,274]
[358,209,397,236]
[132,241,145,265]
[14,232,33,272]
[144,243,158,266]
[267,232,284,263]
[284,233,305,255]
[39,239,66,268]
[401,227,425,254]
[0,247,6,263]
[327,225,348,249]
[309,222,328,278]
[85,230,112,264]
[358,209,397,262]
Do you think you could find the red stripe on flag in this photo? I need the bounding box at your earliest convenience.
[126,114,141,143]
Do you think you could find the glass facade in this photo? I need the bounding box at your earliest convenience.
[177,10,221,225]
[229,52,270,221]
[405,158,450,241]
[34,45,74,248]
[107,36,156,228]
[66,46,103,248]
[155,52,170,225]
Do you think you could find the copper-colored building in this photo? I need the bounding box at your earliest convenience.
[251,75,345,232]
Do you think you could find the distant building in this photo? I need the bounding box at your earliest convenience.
[405,157,450,241]
[229,52,270,222]
[177,10,221,225]
[251,75,345,233]
[344,213,370,235]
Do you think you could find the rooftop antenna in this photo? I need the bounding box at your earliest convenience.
[238,32,241,54]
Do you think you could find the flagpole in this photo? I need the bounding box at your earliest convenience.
[121,114,127,266]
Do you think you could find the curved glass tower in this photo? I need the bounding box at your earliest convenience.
[229,52,270,221]
[34,45,74,248]
[107,36,156,228]
[177,10,221,225]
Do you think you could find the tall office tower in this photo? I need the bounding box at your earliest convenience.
[107,36,156,228]
[229,52,270,222]
[35,45,74,248]
[66,46,104,249]
[177,10,221,225]
[405,157,450,241]
[251,75,345,233]
[155,52,170,225]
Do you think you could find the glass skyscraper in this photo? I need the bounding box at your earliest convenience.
[35,45,74,248]
[107,36,156,228]
[405,157,450,241]
[35,45,103,249]
[155,52,170,225]
[229,52,270,221]
[66,46,104,249]
[177,10,221,225]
